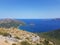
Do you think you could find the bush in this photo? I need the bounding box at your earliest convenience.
[12,43,16,45]
[36,43,42,45]
[3,33,11,37]
[14,36,20,39]
[44,40,49,45]
[0,32,11,37]
[21,41,31,45]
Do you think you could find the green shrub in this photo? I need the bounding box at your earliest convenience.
[36,43,42,45]
[3,33,11,36]
[14,36,20,39]
[0,32,11,37]
[21,41,31,45]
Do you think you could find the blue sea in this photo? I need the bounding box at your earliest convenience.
[18,19,60,32]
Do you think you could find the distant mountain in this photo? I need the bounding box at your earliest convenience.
[0,18,25,28]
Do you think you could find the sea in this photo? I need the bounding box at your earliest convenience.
[18,19,60,32]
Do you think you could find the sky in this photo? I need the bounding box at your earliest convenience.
[0,0,60,19]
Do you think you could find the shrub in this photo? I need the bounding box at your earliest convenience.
[12,43,16,45]
[0,32,11,37]
[44,40,49,45]
[36,43,42,45]
[14,36,20,39]
[21,41,31,45]
[3,33,11,36]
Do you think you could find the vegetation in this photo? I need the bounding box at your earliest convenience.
[42,29,60,40]
[21,41,31,45]
[43,40,49,45]
[12,43,16,45]
[0,23,22,28]
[0,19,25,28]
[36,43,42,45]
[0,19,55,45]
[14,36,20,39]
[0,31,11,36]
[36,29,60,45]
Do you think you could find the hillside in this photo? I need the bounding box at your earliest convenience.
[42,29,60,40]
[0,18,25,28]
[0,28,54,45]
[0,19,55,45]
[37,29,60,45]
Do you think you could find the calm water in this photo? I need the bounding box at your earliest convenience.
[18,19,60,32]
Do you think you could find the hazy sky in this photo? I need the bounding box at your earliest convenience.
[0,0,60,19]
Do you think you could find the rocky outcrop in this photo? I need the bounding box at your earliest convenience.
[0,28,54,45]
